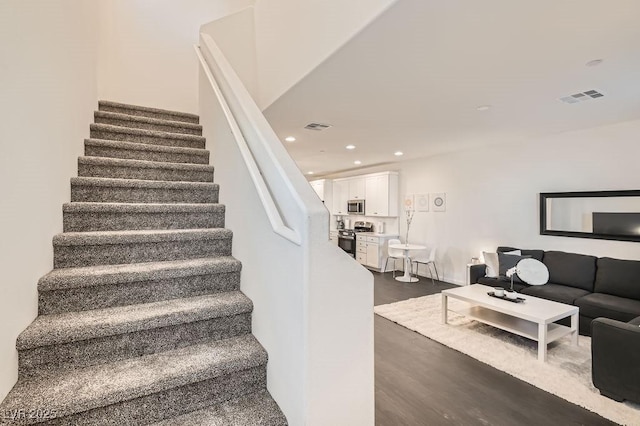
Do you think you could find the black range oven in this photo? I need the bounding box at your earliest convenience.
[337,221,373,257]
[338,230,356,256]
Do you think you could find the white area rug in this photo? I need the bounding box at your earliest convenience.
[374,294,640,426]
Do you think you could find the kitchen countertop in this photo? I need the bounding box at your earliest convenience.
[329,229,399,237]
[354,232,400,237]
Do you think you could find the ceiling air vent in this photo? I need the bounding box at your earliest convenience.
[559,90,604,104]
[304,122,332,131]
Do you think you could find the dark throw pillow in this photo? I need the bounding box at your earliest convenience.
[498,252,531,283]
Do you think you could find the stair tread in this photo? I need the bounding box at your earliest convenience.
[63,202,223,213]
[39,256,240,291]
[17,292,252,349]
[152,389,286,426]
[78,156,214,172]
[1,335,266,419]
[71,176,217,189]
[85,138,208,155]
[53,228,232,246]
[95,110,202,131]
[99,100,199,122]
[91,123,205,143]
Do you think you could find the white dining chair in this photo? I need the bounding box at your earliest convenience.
[411,246,439,285]
[383,238,405,278]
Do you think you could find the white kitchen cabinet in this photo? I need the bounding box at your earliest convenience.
[356,235,367,267]
[332,180,349,215]
[366,242,379,267]
[355,236,367,264]
[365,172,398,217]
[331,171,399,217]
[329,231,339,245]
[364,175,387,216]
[348,177,366,200]
[356,234,399,271]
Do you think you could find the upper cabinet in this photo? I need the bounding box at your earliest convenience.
[309,179,333,212]
[365,172,398,217]
[348,177,366,200]
[330,171,398,217]
[332,180,349,216]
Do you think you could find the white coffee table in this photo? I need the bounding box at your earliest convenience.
[388,243,426,282]
[441,284,579,362]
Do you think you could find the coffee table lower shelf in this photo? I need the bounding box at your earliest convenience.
[451,305,574,344]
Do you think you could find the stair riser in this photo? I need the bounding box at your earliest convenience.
[53,238,232,268]
[19,314,252,378]
[39,271,240,315]
[63,211,224,232]
[95,116,202,136]
[71,185,218,204]
[85,143,209,165]
[99,104,200,125]
[90,128,205,150]
[77,162,214,182]
[40,367,265,426]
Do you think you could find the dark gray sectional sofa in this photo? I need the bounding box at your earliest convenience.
[469,246,640,336]
[591,316,640,404]
[470,246,640,404]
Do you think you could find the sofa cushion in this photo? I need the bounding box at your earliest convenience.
[520,283,590,305]
[477,276,529,292]
[594,257,640,300]
[576,293,640,323]
[498,252,530,283]
[543,251,597,291]
[497,246,544,262]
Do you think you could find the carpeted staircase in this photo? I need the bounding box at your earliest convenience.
[0,101,287,425]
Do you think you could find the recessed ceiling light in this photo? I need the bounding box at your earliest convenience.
[476,105,491,111]
[586,59,603,67]
[345,145,356,150]
[354,160,362,165]
[394,151,403,157]
[285,136,296,142]
[307,171,314,175]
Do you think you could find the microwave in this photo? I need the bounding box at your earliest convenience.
[347,199,365,215]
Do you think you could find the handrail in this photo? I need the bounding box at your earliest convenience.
[194,44,302,245]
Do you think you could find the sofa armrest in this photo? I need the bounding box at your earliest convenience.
[469,263,486,284]
[591,317,640,402]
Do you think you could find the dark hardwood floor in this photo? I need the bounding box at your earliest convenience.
[373,271,616,426]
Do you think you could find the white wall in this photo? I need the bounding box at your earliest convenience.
[253,0,397,109]
[200,79,306,423]
[329,119,640,285]
[97,0,253,114]
[200,8,259,102]
[0,0,99,400]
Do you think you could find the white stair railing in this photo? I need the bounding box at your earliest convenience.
[194,42,300,245]
[196,32,374,426]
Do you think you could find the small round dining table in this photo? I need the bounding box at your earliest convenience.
[388,243,426,282]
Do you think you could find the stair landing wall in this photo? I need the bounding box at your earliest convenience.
[0,1,100,401]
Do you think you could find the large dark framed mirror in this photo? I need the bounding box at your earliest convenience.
[540,190,640,242]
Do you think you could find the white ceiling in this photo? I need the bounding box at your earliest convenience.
[263,0,640,178]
